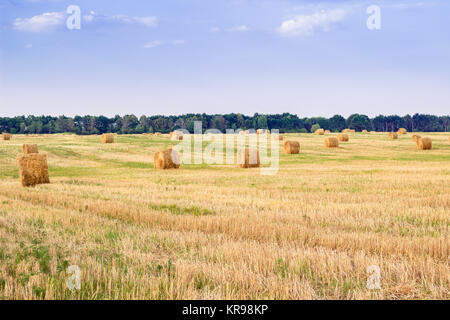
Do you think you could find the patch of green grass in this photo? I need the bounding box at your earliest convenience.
[148,203,214,216]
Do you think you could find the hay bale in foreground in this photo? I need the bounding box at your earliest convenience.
[101,133,114,143]
[412,134,421,142]
[324,137,339,148]
[22,144,39,154]
[2,133,11,140]
[417,137,432,150]
[154,149,180,170]
[389,132,398,139]
[398,128,407,134]
[237,148,260,168]
[17,153,50,187]
[284,141,300,154]
[338,133,349,142]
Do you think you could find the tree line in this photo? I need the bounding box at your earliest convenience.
[0,113,448,135]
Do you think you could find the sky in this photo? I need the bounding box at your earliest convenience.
[0,0,449,117]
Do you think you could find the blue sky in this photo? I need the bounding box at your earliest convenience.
[0,0,449,117]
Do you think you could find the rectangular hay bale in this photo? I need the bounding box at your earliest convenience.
[237,148,260,168]
[17,153,50,187]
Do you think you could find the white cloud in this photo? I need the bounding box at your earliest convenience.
[172,40,186,46]
[25,44,33,49]
[13,12,64,32]
[144,40,186,49]
[144,41,163,49]
[132,16,158,27]
[209,27,221,33]
[83,12,158,27]
[278,9,347,37]
[227,25,249,32]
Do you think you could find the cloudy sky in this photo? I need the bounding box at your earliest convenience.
[0,0,449,117]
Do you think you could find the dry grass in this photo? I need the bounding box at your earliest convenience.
[0,132,449,300]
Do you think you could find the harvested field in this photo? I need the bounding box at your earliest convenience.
[0,132,449,299]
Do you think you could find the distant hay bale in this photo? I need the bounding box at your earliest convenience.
[154,148,180,170]
[101,133,114,143]
[284,141,300,154]
[256,129,264,134]
[324,130,331,134]
[2,133,11,140]
[17,153,50,187]
[324,137,339,148]
[22,144,39,154]
[342,129,350,133]
[237,148,260,168]
[315,129,325,135]
[398,128,407,134]
[276,135,284,141]
[362,130,368,133]
[417,137,432,150]
[412,134,421,142]
[389,132,398,139]
[170,131,183,141]
[155,132,161,136]
[350,129,355,133]
[370,131,376,134]
[337,133,349,142]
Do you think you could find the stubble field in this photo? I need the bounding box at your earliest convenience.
[0,132,449,299]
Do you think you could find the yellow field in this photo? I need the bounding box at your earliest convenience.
[0,132,449,299]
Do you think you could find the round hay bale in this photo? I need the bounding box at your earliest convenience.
[256,129,264,134]
[154,148,180,169]
[324,130,331,134]
[398,128,407,134]
[315,129,325,135]
[276,135,284,141]
[389,132,398,139]
[324,137,339,148]
[337,133,349,142]
[101,133,114,143]
[362,130,368,133]
[370,131,376,134]
[2,133,11,140]
[22,144,39,154]
[342,129,350,133]
[17,153,50,187]
[411,134,421,143]
[417,137,432,150]
[237,148,260,168]
[155,132,161,136]
[284,140,300,154]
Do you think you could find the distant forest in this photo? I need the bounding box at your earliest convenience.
[1,113,449,134]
